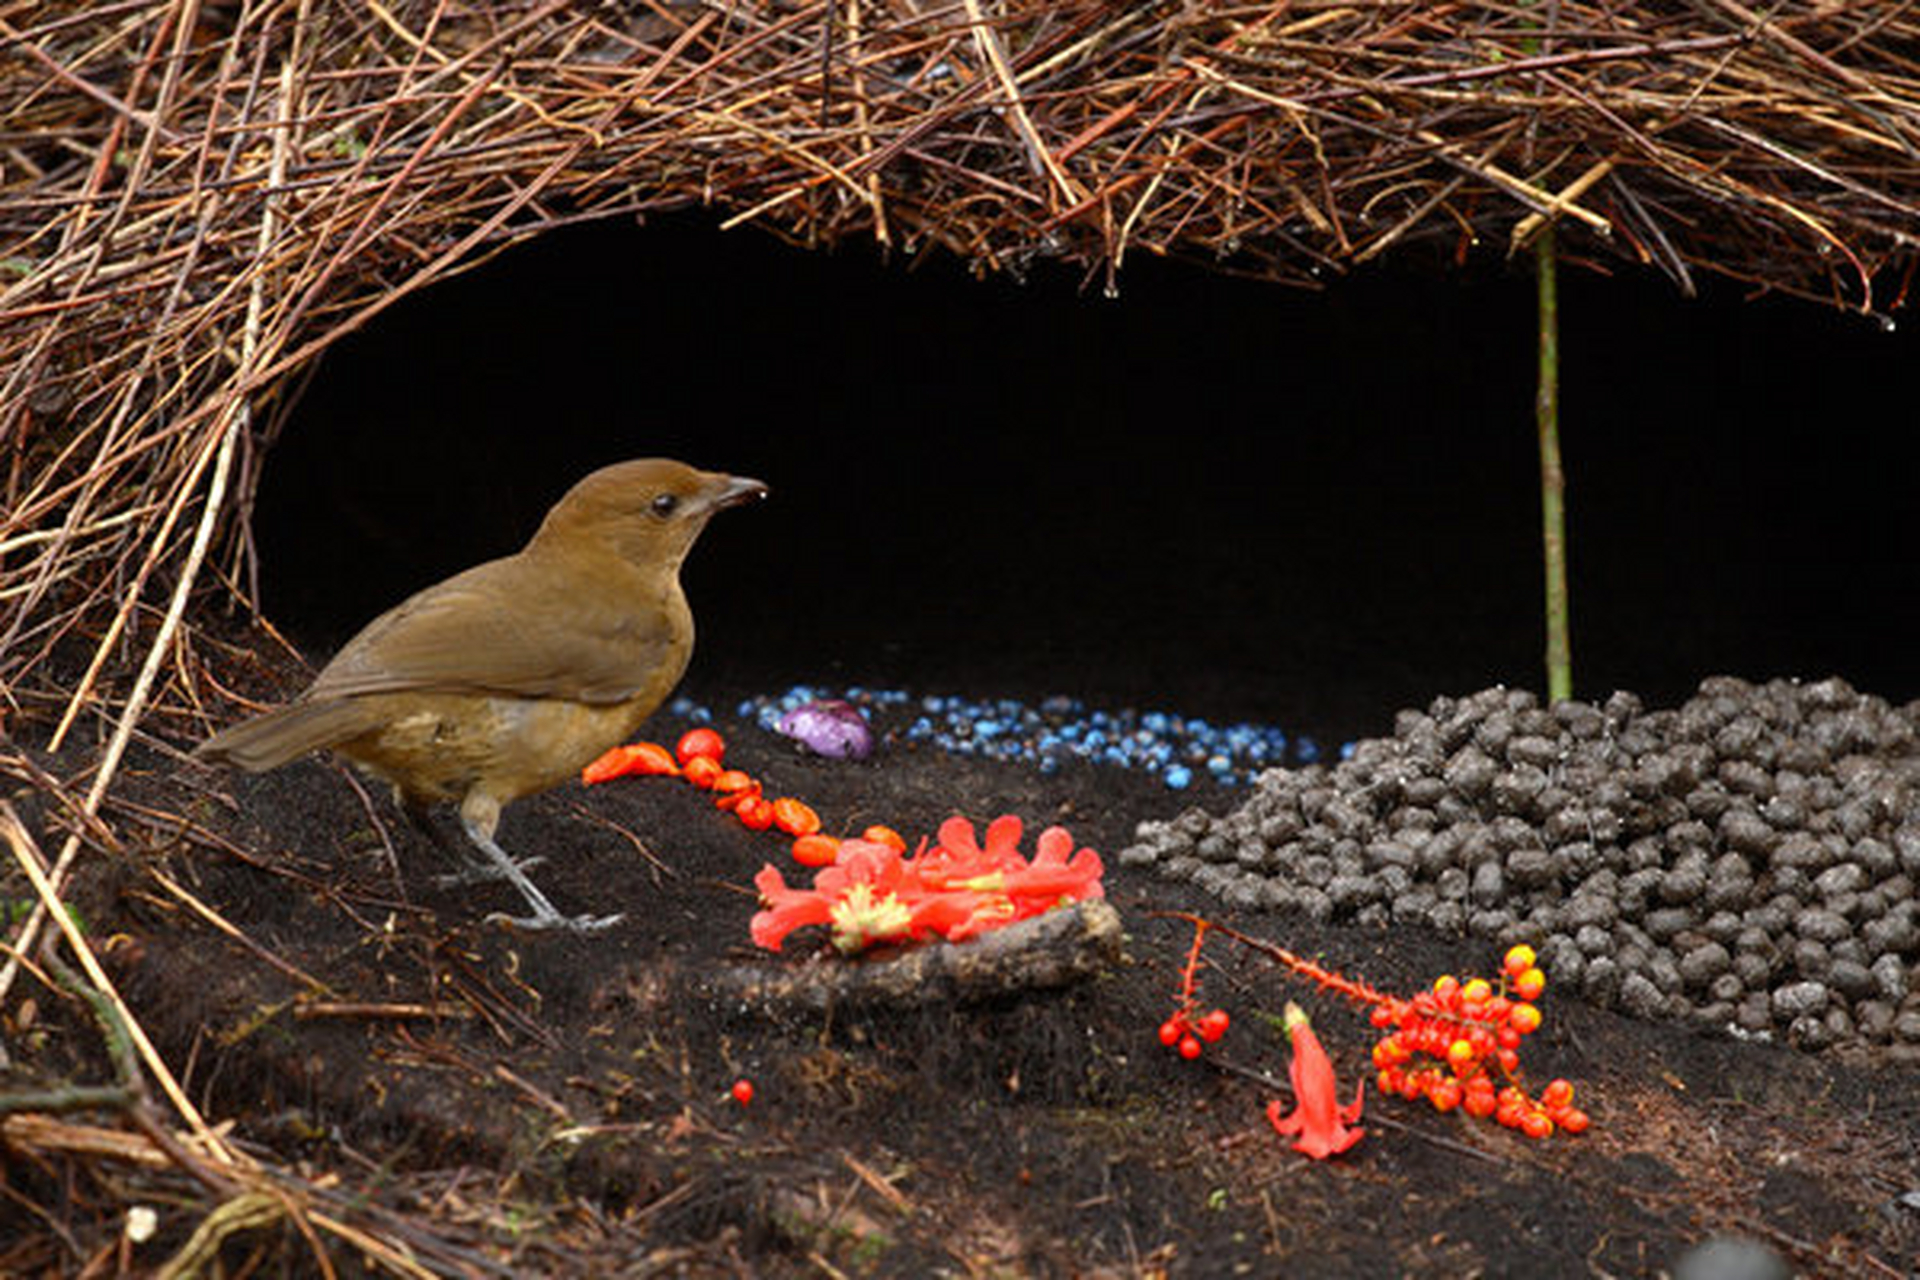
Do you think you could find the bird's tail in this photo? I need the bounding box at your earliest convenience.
[195,700,374,773]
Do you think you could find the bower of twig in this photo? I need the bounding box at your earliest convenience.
[3,1,1920,1271]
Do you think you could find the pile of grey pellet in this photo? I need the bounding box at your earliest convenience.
[1120,676,1920,1055]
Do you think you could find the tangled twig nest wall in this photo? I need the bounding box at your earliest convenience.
[4,0,1920,750]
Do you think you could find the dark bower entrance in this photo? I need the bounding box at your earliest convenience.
[257,215,1920,745]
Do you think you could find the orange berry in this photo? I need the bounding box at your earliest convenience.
[1541,1079,1574,1110]
[1461,977,1493,1004]
[1433,974,1461,1004]
[676,728,726,765]
[861,825,907,852]
[1503,944,1537,978]
[1520,1110,1554,1139]
[735,796,776,831]
[1464,1088,1498,1118]
[1496,1048,1521,1074]
[1556,1107,1591,1134]
[1430,1080,1463,1112]
[1508,1003,1542,1035]
[712,769,755,793]
[683,756,723,789]
[1513,967,1547,1001]
[771,797,821,837]
[791,833,840,867]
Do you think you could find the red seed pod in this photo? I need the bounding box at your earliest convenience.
[677,728,726,765]
[771,797,822,837]
[791,834,840,867]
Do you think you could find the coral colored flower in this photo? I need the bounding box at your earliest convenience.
[748,818,1106,954]
[1268,1002,1365,1160]
[749,863,834,951]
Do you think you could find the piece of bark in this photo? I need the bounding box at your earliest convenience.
[705,900,1123,1013]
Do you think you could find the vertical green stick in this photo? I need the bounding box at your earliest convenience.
[1536,225,1571,703]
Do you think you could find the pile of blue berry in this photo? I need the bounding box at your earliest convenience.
[700,686,1330,789]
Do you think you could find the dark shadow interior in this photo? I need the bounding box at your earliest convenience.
[256,214,1920,743]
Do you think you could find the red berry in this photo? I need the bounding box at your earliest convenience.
[791,834,841,867]
[1513,967,1547,1002]
[1178,1035,1203,1060]
[1464,1089,1498,1118]
[771,797,822,837]
[677,728,726,766]
[1196,1009,1230,1042]
[1557,1107,1591,1134]
[1503,944,1537,978]
[1159,1019,1184,1047]
[1541,1079,1574,1110]
[735,796,775,831]
[730,1079,754,1106]
[1430,1081,1463,1112]
[1520,1110,1554,1139]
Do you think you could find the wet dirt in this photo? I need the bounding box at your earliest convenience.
[29,664,1913,1278]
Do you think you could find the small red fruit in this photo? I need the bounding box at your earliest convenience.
[1196,1009,1230,1042]
[1159,1019,1184,1047]
[735,796,776,831]
[1556,1107,1591,1134]
[682,755,723,788]
[791,834,841,867]
[771,797,821,837]
[677,728,726,765]
[1178,1035,1203,1060]
[1512,967,1547,1001]
[861,825,907,852]
[730,1078,754,1106]
[1503,944,1537,978]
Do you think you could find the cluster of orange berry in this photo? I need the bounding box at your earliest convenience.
[584,728,903,869]
[1368,944,1589,1138]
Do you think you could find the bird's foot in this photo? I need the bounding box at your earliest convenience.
[432,855,547,888]
[485,908,625,934]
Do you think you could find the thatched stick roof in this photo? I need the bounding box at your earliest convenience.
[3,0,1919,741]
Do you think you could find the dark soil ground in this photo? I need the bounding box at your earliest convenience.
[7,658,1916,1278]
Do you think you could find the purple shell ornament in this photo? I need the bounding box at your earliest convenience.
[775,699,875,759]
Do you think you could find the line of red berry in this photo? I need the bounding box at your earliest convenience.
[584,728,904,868]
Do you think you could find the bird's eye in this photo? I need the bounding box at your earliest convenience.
[649,492,679,518]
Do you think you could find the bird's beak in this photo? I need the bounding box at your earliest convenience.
[710,475,769,511]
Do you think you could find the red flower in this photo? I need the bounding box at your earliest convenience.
[1267,1002,1365,1160]
[748,816,1107,954]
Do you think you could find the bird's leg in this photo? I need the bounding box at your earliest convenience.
[401,796,547,884]
[457,796,623,934]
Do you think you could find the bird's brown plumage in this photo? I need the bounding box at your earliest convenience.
[197,458,767,931]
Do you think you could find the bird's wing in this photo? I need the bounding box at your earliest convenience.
[306,554,682,705]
